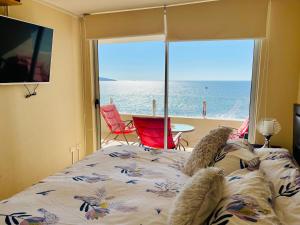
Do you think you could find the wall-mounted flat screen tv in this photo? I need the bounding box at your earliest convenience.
[0,16,53,84]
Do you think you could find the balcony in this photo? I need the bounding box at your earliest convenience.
[101,113,243,149]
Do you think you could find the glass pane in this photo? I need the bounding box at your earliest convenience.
[99,41,166,147]
[169,40,254,148]
[169,40,254,119]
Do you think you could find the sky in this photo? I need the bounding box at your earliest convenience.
[98,40,254,81]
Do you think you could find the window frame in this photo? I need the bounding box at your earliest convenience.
[95,39,261,149]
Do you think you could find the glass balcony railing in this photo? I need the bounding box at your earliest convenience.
[103,95,248,120]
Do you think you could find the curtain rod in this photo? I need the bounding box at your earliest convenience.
[85,0,220,16]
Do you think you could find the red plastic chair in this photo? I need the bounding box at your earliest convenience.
[229,118,249,140]
[100,104,136,145]
[132,116,182,149]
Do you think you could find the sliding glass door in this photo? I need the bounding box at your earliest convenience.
[98,40,167,147]
[96,38,256,150]
[167,40,254,148]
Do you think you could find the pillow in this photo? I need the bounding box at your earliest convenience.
[168,167,224,225]
[206,169,282,225]
[183,127,232,176]
[213,141,260,175]
[254,147,290,159]
[254,148,300,225]
[227,138,254,151]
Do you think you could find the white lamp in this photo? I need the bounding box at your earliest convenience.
[257,118,281,148]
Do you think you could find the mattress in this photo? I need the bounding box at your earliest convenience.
[0,145,190,225]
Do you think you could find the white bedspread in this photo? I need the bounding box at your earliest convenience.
[0,146,190,225]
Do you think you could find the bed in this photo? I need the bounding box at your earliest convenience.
[1,105,300,225]
[0,146,190,225]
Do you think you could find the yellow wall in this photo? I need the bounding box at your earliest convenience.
[297,73,300,104]
[256,0,300,149]
[298,76,300,103]
[1,0,300,200]
[0,0,84,199]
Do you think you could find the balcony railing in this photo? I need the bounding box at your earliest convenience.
[107,96,210,118]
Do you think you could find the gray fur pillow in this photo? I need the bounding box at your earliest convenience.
[168,167,224,225]
[183,127,232,176]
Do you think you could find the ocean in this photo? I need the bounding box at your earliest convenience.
[100,80,251,119]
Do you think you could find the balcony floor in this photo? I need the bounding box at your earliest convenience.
[101,140,193,152]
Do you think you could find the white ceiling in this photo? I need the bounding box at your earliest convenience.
[39,0,211,16]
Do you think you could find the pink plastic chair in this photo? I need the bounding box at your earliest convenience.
[229,118,249,140]
[132,116,182,149]
[100,104,136,144]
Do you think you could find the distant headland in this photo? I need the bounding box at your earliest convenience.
[100,77,116,81]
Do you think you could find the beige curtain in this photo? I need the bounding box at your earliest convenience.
[84,8,165,39]
[80,18,98,154]
[84,0,269,41]
[167,0,269,41]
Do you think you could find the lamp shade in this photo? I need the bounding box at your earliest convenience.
[257,118,281,136]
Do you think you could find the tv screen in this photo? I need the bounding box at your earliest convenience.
[0,16,53,84]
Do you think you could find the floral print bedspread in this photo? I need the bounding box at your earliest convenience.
[255,148,300,225]
[0,145,190,225]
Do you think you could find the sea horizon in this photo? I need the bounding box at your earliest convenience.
[100,80,251,119]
